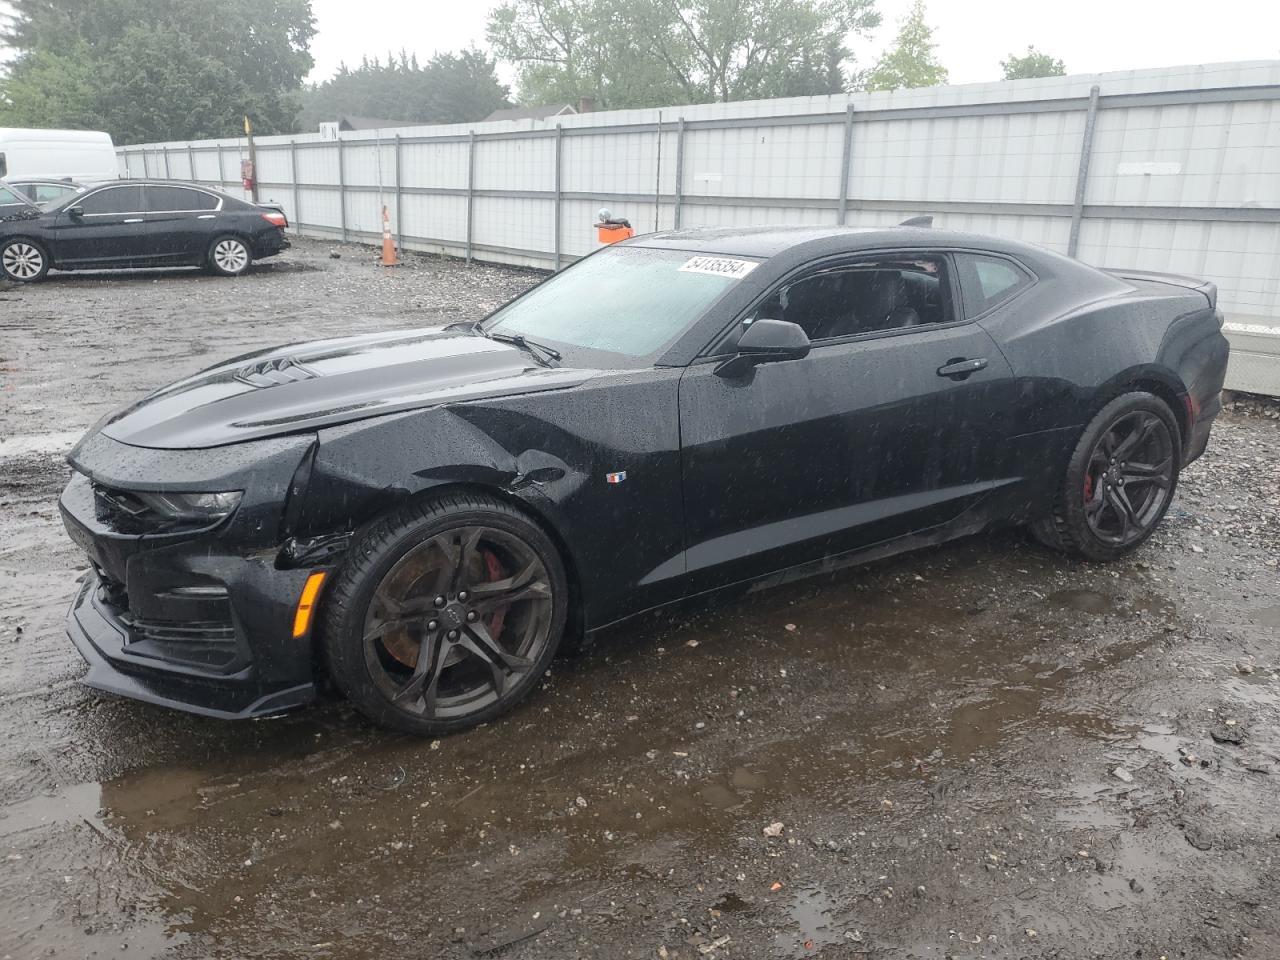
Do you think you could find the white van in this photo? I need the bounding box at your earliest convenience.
[0,128,119,182]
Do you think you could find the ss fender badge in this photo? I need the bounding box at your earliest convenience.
[605,471,627,484]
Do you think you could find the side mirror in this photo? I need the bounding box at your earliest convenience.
[66,205,84,220]
[716,318,810,376]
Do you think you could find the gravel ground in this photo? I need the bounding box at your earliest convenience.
[1,238,1278,960]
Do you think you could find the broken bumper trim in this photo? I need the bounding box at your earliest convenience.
[65,574,316,720]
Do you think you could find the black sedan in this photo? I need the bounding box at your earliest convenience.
[59,225,1229,734]
[0,178,289,282]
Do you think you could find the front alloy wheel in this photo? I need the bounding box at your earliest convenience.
[1,240,48,282]
[321,493,567,734]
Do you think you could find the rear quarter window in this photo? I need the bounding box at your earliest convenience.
[955,253,1034,317]
[146,186,218,211]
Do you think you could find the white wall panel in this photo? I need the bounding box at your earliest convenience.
[297,145,340,186]
[401,141,469,191]
[472,196,556,253]
[402,193,468,243]
[562,130,672,196]
[296,187,341,228]
[475,137,555,192]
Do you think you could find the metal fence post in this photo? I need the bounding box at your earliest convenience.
[337,137,347,242]
[837,103,855,225]
[653,113,662,231]
[394,134,403,254]
[554,124,563,270]
[466,131,476,265]
[187,144,196,182]
[290,140,301,233]
[162,145,171,178]
[1068,85,1101,259]
[673,118,686,229]
[216,143,225,187]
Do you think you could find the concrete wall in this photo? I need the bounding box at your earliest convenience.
[119,60,1280,395]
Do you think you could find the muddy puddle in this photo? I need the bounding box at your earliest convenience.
[5,534,1276,959]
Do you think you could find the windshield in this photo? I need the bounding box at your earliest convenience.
[483,245,754,361]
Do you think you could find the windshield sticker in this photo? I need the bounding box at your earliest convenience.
[678,256,758,279]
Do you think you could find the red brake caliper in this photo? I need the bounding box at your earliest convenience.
[1083,471,1094,502]
[482,549,510,641]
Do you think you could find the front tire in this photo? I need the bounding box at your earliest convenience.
[207,235,252,276]
[1,238,50,283]
[1032,391,1181,561]
[320,492,568,735]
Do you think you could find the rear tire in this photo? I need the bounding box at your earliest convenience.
[319,492,568,735]
[207,235,252,277]
[1031,391,1181,561]
[0,238,50,283]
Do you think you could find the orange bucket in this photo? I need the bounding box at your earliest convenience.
[597,224,634,244]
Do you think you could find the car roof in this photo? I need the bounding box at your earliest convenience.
[83,178,238,197]
[629,224,1043,260]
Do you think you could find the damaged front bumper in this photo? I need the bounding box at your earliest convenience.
[66,572,315,719]
[59,430,325,720]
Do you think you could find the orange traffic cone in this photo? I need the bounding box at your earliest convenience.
[381,205,399,266]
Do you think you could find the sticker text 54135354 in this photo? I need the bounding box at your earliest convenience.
[677,256,758,280]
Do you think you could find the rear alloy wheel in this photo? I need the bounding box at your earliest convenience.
[1,239,49,282]
[1032,391,1181,561]
[208,236,252,277]
[321,493,567,735]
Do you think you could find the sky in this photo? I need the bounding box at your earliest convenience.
[1,0,1278,91]
[304,0,1280,91]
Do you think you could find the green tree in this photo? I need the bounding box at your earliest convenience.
[298,49,510,131]
[0,0,315,142]
[862,0,947,92]
[1000,46,1066,80]
[487,0,881,109]
[0,43,100,128]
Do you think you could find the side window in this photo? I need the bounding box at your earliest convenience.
[146,186,218,211]
[955,253,1033,316]
[738,255,954,345]
[38,184,78,203]
[79,186,144,215]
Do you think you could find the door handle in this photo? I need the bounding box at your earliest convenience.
[937,357,988,380]
[123,218,143,223]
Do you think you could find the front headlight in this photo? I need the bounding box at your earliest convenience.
[132,490,243,522]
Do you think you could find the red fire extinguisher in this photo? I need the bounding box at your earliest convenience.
[240,158,255,192]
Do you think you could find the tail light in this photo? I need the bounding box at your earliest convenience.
[261,211,288,229]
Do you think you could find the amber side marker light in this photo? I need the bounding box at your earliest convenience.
[292,571,327,638]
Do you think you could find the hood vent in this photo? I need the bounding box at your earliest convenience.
[235,356,319,388]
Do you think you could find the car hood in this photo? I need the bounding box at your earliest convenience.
[97,327,598,449]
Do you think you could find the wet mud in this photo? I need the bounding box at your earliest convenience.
[2,240,1279,958]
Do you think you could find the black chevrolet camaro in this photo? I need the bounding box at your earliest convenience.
[0,179,289,282]
[59,225,1230,734]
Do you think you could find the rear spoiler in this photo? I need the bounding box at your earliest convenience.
[1103,268,1217,310]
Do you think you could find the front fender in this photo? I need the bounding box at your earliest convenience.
[295,371,686,630]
